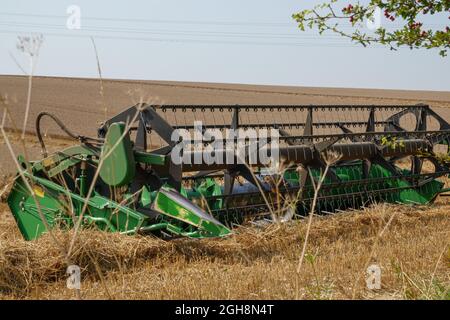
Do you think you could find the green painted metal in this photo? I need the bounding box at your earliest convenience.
[152,186,231,237]
[191,178,223,210]
[7,178,68,240]
[7,152,446,241]
[7,165,231,240]
[99,122,136,187]
[38,145,98,173]
[284,162,444,206]
[8,172,150,240]
[140,185,152,207]
[134,151,167,166]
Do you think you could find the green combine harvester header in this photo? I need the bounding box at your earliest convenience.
[7,104,450,240]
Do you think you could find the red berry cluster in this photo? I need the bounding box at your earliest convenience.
[342,4,354,14]
[407,22,428,37]
[409,22,423,29]
[342,4,356,23]
[384,10,395,21]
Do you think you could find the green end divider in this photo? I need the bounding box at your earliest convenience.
[152,186,231,238]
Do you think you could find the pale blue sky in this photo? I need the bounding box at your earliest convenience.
[0,0,449,91]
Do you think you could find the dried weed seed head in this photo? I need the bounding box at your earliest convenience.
[16,35,44,58]
[322,150,343,166]
[126,88,165,107]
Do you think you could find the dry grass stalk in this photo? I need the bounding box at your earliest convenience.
[297,150,342,274]
[16,35,43,141]
[90,37,106,121]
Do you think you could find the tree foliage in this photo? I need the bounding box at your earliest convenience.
[292,0,450,56]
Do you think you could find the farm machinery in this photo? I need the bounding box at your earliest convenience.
[7,104,450,240]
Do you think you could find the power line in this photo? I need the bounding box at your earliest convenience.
[0,11,446,29]
[0,21,346,40]
[0,29,387,48]
[2,13,435,49]
[0,12,297,27]
[2,20,427,44]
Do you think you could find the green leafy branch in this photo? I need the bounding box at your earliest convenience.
[292,0,450,56]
